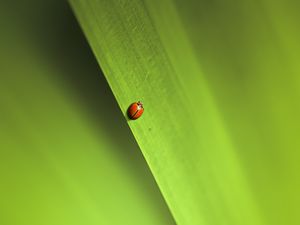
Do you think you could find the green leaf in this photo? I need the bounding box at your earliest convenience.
[0,1,175,225]
[70,0,300,224]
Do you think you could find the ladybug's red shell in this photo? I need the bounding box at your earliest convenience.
[127,101,144,120]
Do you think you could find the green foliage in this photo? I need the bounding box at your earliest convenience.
[0,1,174,225]
[70,0,300,225]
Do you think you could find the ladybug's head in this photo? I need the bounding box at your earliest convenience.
[137,101,143,108]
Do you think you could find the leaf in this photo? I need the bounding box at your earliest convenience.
[70,0,300,224]
[0,1,175,225]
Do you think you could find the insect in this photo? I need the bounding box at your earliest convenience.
[127,101,144,120]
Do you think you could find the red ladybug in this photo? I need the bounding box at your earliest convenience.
[127,101,144,120]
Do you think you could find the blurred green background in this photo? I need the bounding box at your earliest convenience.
[0,1,175,225]
[175,1,300,224]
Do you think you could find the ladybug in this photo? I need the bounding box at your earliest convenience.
[127,101,144,120]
